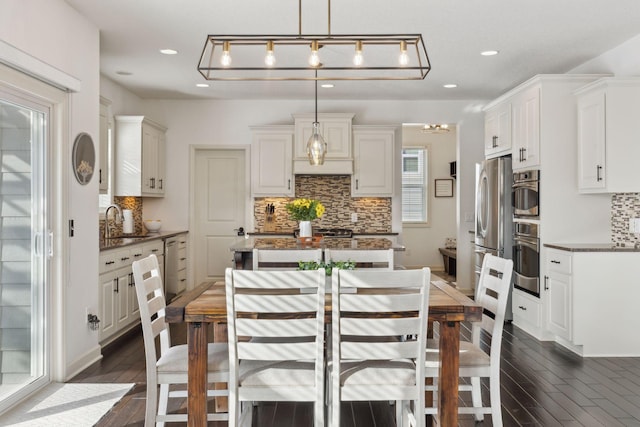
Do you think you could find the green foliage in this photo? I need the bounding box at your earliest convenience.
[297,260,356,276]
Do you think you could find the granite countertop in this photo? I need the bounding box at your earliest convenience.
[247,231,399,236]
[544,242,640,252]
[230,237,405,252]
[100,230,188,251]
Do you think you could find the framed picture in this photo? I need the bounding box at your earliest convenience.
[435,178,454,197]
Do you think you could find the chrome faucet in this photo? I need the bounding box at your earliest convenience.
[104,204,123,240]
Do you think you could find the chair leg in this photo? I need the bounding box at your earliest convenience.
[156,384,169,427]
[396,400,402,427]
[470,377,484,422]
[490,377,503,426]
[331,380,340,427]
[145,379,158,427]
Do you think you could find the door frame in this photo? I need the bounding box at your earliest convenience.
[188,145,252,288]
[0,63,68,407]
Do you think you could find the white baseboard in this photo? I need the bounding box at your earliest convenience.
[65,345,103,381]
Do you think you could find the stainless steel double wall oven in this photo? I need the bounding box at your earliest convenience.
[512,170,540,296]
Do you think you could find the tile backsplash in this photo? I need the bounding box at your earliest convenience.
[611,193,640,246]
[254,175,391,233]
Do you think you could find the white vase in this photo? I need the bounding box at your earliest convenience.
[299,220,312,238]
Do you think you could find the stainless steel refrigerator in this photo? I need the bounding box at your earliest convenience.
[474,156,513,320]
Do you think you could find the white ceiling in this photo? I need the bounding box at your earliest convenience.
[65,0,640,101]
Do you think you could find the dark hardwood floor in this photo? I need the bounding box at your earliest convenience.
[71,291,640,426]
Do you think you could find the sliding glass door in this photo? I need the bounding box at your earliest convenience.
[0,90,50,409]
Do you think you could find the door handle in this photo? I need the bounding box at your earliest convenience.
[492,135,498,148]
[596,165,603,182]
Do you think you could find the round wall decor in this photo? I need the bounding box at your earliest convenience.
[72,132,95,185]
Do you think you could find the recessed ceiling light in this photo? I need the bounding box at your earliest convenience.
[116,71,132,76]
[443,84,457,88]
[321,84,334,88]
[160,49,178,55]
[196,83,209,88]
[481,50,499,56]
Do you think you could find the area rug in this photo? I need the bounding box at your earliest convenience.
[0,382,134,426]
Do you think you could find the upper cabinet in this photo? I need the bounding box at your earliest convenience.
[292,113,354,174]
[251,126,294,196]
[114,116,167,197]
[99,97,111,194]
[352,126,395,197]
[575,78,640,193]
[483,101,511,158]
[511,85,540,170]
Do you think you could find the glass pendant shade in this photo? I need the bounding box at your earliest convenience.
[307,122,327,165]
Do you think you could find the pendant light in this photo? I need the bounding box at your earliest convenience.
[306,72,327,165]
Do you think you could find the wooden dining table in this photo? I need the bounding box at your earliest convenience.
[166,278,482,427]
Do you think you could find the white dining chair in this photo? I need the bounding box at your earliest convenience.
[330,268,431,427]
[324,248,394,270]
[225,268,326,427]
[131,254,229,426]
[252,248,322,270]
[424,253,513,425]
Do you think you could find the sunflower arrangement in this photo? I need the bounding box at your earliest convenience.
[285,198,325,221]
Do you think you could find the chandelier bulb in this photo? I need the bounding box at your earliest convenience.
[309,40,320,67]
[265,41,276,67]
[221,41,232,67]
[353,41,363,67]
[399,40,409,66]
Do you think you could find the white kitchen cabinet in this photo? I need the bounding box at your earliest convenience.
[511,85,540,170]
[542,247,640,356]
[545,249,572,341]
[114,115,167,197]
[512,288,543,339]
[575,77,640,193]
[98,239,165,344]
[177,236,188,295]
[484,101,511,158]
[352,126,395,197]
[99,96,111,193]
[251,126,294,196]
[292,113,354,174]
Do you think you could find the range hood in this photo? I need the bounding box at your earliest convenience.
[293,159,353,175]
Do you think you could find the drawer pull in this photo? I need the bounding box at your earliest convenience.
[180,257,187,261]
[105,261,115,265]
[551,260,561,264]
[121,256,129,261]
[518,305,527,311]
[152,249,159,253]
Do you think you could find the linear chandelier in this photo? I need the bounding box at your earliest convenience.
[197,0,431,81]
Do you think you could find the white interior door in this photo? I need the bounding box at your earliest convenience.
[193,148,247,283]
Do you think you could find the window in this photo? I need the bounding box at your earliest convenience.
[402,147,428,223]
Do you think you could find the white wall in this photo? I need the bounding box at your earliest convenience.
[401,126,457,271]
[569,33,640,76]
[0,0,100,380]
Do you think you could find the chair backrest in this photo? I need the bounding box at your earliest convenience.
[324,248,394,270]
[225,268,326,398]
[473,254,514,360]
[331,267,430,381]
[252,248,322,270]
[132,254,171,374]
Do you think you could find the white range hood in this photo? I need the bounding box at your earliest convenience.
[293,159,353,175]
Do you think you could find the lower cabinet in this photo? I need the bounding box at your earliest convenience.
[543,248,640,356]
[99,240,165,345]
[512,289,543,339]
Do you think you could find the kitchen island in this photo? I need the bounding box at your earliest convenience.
[230,237,404,270]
